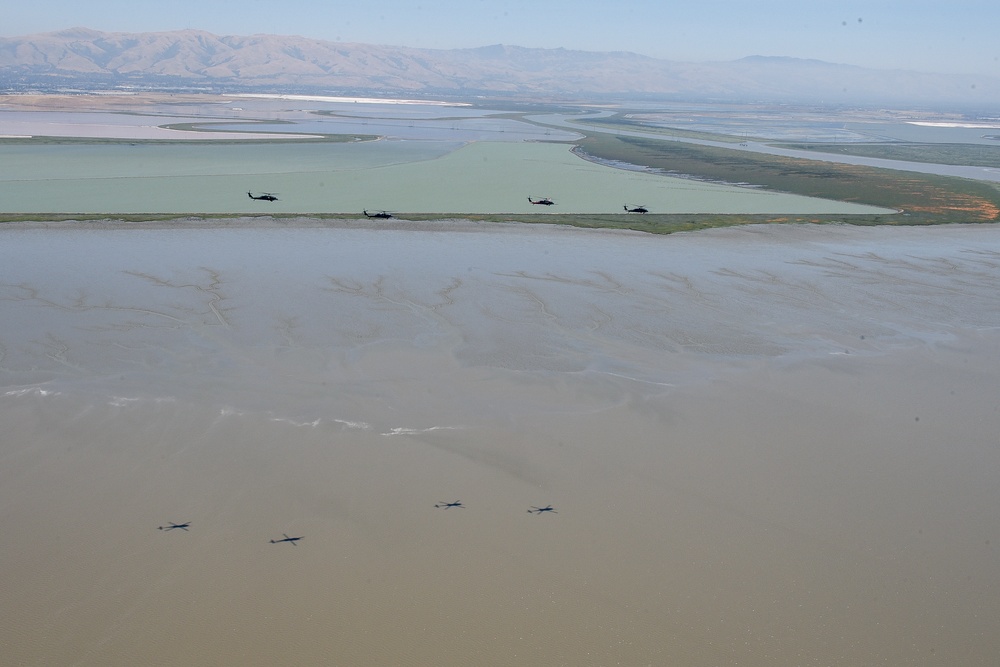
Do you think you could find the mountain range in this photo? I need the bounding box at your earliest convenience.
[1,28,996,107]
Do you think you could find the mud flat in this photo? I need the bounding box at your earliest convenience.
[1,221,998,665]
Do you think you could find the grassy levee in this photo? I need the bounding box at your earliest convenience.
[160,121,377,142]
[0,212,909,235]
[574,133,1000,227]
[579,115,744,143]
[780,142,1000,169]
[0,132,379,145]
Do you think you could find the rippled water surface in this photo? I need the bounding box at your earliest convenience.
[2,222,999,665]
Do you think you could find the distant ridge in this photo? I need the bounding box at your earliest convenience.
[1,28,996,106]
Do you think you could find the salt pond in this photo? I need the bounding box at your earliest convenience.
[0,139,891,215]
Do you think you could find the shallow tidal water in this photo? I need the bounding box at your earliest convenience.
[0,138,890,215]
[1,221,999,665]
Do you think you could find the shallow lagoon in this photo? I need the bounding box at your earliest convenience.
[0,140,891,215]
[2,221,999,665]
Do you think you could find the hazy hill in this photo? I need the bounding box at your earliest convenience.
[1,28,996,106]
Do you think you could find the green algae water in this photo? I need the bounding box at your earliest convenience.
[0,139,891,215]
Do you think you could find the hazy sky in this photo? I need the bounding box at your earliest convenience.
[4,0,998,77]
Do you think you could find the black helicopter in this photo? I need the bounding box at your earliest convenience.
[158,521,191,531]
[248,191,279,202]
[527,505,557,515]
[434,501,465,509]
[270,533,304,546]
[528,196,555,206]
[624,204,649,214]
[363,209,393,219]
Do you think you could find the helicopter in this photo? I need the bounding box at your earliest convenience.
[624,204,649,214]
[363,209,393,219]
[528,196,555,206]
[158,521,191,531]
[434,500,465,509]
[248,191,279,202]
[270,533,304,546]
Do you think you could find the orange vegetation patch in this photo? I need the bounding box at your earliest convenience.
[906,203,1000,220]
[904,197,1000,221]
[879,176,1000,221]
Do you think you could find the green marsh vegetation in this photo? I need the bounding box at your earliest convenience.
[573,132,1000,227]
